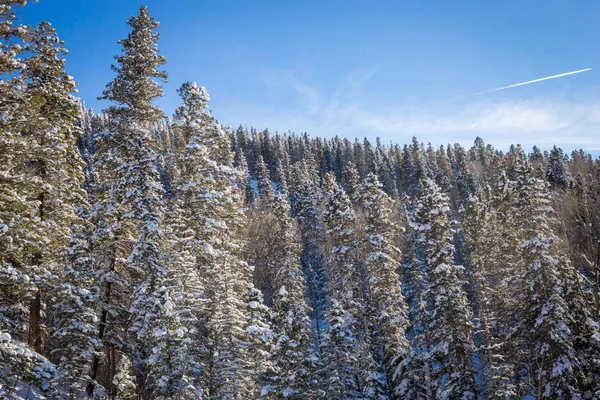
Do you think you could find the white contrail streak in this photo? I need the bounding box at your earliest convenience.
[437,68,592,102]
[476,68,591,94]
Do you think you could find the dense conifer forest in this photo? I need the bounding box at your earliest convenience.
[1,2,599,399]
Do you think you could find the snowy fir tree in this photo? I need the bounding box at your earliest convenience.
[342,162,361,203]
[91,5,175,398]
[21,18,92,357]
[545,145,570,189]
[461,188,516,399]
[256,154,274,200]
[357,173,410,397]
[395,252,434,400]
[243,282,274,397]
[411,177,477,399]
[320,172,381,398]
[51,209,100,398]
[0,2,40,353]
[320,174,359,361]
[0,8,98,397]
[512,159,600,398]
[170,80,259,398]
[263,193,316,399]
[288,160,328,354]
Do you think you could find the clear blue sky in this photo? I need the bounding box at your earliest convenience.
[20,0,600,154]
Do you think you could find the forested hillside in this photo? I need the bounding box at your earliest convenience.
[1,2,599,399]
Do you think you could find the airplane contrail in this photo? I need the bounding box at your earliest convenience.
[475,67,591,94]
[437,68,592,102]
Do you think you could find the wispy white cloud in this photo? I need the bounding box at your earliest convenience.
[358,100,600,135]
[260,68,321,113]
[332,65,381,99]
[218,67,600,152]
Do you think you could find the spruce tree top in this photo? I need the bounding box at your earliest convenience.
[100,6,166,123]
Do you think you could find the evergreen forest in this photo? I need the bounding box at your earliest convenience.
[1,2,600,399]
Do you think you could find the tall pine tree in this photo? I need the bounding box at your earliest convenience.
[411,177,477,399]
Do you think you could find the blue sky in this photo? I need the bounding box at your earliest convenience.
[20,0,600,154]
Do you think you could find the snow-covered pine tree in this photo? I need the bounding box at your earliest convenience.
[513,158,600,398]
[91,6,180,398]
[0,6,102,396]
[320,298,356,399]
[396,252,433,400]
[469,137,490,172]
[0,2,37,335]
[168,81,220,397]
[320,172,378,398]
[450,144,477,211]
[86,150,132,397]
[411,177,477,399]
[433,145,452,195]
[362,138,378,178]
[288,160,328,353]
[407,137,427,195]
[342,162,361,203]
[159,210,203,398]
[0,328,60,399]
[172,80,258,398]
[51,212,103,398]
[0,0,40,351]
[264,192,316,399]
[5,16,97,396]
[18,19,85,356]
[462,188,516,399]
[235,151,254,204]
[14,19,101,397]
[131,282,192,400]
[256,153,275,200]
[396,192,434,400]
[546,145,570,189]
[356,173,410,397]
[484,160,531,398]
[274,158,289,194]
[243,282,274,397]
[320,174,357,396]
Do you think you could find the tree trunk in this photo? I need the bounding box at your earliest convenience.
[87,279,111,395]
[87,241,116,396]
[108,343,117,397]
[29,163,46,354]
[28,288,43,353]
